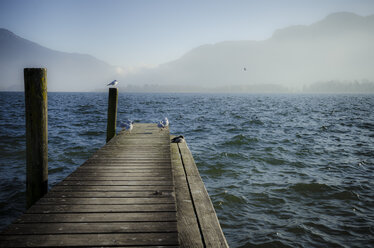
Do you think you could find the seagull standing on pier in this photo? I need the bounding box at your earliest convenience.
[120,120,133,132]
[126,122,133,132]
[161,117,169,128]
[107,80,118,87]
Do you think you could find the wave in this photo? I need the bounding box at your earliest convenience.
[223,134,259,146]
[242,119,264,126]
[290,183,336,195]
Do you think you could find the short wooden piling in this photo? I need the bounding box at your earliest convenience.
[24,68,48,209]
[106,87,118,142]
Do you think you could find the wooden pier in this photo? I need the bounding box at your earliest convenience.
[0,123,228,247]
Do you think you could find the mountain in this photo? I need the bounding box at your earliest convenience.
[0,28,116,91]
[1,12,374,93]
[122,12,374,92]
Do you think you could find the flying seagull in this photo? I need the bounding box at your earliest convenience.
[107,80,118,87]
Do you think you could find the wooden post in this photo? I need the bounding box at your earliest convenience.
[106,87,118,142]
[24,68,48,208]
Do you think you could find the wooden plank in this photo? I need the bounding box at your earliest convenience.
[69,172,172,177]
[1,222,177,235]
[85,161,171,164]
[79,166,172,169]
[170,142,204,248]
[44,191,174,198]
[72,246,178,248]
[16,212,176,223]
[37,197,174,205]
[74,168,171,172]
[92,152,171,156]
[87,159,171,162]
[49,185,174,192]
[58,180,173,186]
[178,142,228,248]
[78,167,172,170]
[0,233,178,247]
[87,158,171,160]
[83,162,172,166]
[27,204,176,213]
[85,247,178,248]
[100,145,169,148]
[95,151,170,153]
[65,176,172,181]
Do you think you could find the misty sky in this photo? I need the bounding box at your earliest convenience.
[0,0,373,68]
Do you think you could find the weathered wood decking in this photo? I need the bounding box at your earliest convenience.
[0,123,228,247]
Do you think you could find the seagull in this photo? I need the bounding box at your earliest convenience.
[161,117,169,127]
[125,122,133,132]
[120,120,133,132]
[125,122,133,133]
[171,135,184,143]
[107,80,118,87]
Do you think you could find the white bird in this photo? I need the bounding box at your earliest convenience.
[171,135,184,143]
[126,122,133,132]
[120,120,133,132]
[161,117,169,127]
[107,80,118,87]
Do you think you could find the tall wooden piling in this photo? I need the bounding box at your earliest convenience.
[106,87,118,142]
[24,68,48,209]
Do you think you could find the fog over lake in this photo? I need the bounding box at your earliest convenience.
[1,12,374,93]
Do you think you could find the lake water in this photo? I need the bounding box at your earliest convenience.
[0,92,373,247]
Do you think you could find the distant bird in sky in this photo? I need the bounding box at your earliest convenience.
[107,80,118,87]
[243,67,247,71]
[171,135,184,143]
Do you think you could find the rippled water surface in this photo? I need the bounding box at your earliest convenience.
[0,92,373,247]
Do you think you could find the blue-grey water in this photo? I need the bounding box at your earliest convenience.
[0,92,373,247]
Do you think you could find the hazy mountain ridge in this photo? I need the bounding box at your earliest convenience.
[123,12,374,92]
[272,12,374,40]
[1,12,374,93]
[0,28,115,91]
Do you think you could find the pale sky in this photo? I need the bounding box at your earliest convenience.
[0,0,373,67]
